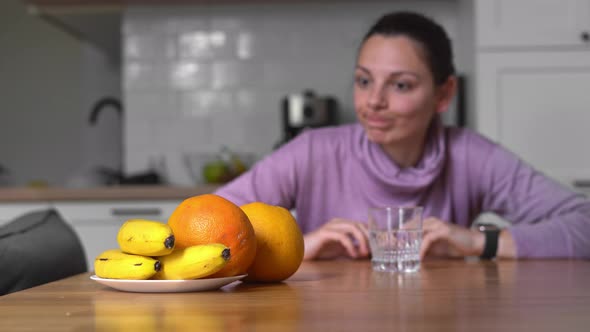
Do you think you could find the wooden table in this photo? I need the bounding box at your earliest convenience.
[1,259,590,331]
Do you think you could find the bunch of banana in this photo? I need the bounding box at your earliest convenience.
[94,249,161,280]
[117,219,175,256]
[153,243,231,280]
[95,218,231,280]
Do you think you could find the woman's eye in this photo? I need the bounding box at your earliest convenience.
[392,81,412,91]
[355,76,370,88]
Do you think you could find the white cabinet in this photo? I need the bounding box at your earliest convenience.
[476,0,590,49]
[476,50,590,189]
[474,0,590,192]
[0,203,51,226]
[52,200,181,271]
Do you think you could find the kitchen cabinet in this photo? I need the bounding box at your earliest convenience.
[476,50,590,188]
[476,0,590,49]
[0,203,51,226]
[474,0,590,192]
[52,200,181,270]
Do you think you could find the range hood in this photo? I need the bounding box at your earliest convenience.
[26,2,122,64]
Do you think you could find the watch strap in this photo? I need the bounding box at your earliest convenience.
[480,229,500,260]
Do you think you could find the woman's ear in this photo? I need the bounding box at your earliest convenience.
[435,76,457,114]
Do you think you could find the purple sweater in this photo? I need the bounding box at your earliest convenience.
[216,123,590,259]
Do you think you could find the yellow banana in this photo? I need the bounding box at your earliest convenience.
[117,219,175,256]
[153,243,231,280]
[94,249,161,280]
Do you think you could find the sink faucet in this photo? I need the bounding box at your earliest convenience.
[88,96,124,184]
[89,97,122,125]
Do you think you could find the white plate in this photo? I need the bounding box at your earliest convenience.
[90,274,247,293]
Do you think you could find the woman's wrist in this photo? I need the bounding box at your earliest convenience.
[497,229,516,259]
[471,229,486,257]
[472,228,516,259]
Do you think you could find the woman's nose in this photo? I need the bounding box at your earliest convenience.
[367,86,387,110]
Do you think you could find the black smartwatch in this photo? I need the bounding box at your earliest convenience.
[478,224,501,260]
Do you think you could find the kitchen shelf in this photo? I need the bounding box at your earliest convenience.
[0,185,221,202]
[27,0,349,5]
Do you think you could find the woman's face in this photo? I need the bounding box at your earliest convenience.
[354,35,447,147]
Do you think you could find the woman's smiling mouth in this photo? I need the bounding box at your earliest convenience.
[365,115,394,129]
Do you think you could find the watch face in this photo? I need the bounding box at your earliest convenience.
[478,223,501,232]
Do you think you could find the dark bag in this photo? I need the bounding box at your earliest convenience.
[0,209,87,295]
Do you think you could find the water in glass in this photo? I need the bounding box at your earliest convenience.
[369,229,423,273]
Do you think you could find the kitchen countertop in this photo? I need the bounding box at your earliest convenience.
[0,184,222,202]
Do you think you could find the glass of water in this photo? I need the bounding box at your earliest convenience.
[368,206,424,273]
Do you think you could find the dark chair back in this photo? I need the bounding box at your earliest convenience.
[0,209,87,295]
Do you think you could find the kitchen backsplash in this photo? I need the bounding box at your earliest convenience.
[123,0,461,186]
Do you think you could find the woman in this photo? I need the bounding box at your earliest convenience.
[216,11,590,260]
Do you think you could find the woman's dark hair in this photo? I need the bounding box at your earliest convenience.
[362,11,455,85]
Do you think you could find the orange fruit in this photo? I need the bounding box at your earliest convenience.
[167,194,256,278]
[240,202,304,282]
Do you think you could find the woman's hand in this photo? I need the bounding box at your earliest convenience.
[303,218,370,260]
[420,217,484,259]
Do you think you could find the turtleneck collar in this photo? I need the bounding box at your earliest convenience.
[355,117,447,195]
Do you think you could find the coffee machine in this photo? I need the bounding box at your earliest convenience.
[276,90,338,147]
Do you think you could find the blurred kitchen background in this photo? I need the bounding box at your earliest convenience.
[1,0,589,191]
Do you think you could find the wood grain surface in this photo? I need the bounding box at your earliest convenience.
[0,185,220,202]
[1,259,590,331]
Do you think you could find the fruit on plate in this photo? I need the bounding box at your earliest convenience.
[117,219,175,256]
[202,159,231,184]
[94,249,161,280]
[167,194,257,278]
[153,243,231,280]
[201,147,250,184]
[241,202,304,282]
[229,154,247,176]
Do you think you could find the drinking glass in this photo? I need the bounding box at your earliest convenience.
[368,206,424,273]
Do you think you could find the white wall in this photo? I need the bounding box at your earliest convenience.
[123,0,466,186]
[0,0,121,187]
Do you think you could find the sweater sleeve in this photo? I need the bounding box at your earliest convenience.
[478,143,590,259]
[214,132,311,209]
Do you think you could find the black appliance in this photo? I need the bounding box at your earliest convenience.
[276,90,338,147]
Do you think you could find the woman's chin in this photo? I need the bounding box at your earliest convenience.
[365,129,390,144]
[366,131,409,147]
